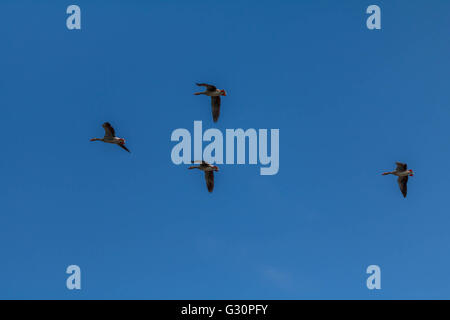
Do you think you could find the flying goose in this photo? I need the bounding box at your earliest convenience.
[188,160,219,192]
[382,162,414,197]
[90,122,130,153]
[194,83,227,122]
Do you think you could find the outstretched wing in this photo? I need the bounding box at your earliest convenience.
[196,83,217,91]
[204,171,214,193]
[192,160,210,166]
[118,144,131,153]
[211,96,221,122]
[396,162,407,172]
[397,176,408,198]
[102,122,116,138]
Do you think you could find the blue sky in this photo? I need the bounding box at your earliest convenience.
[1,0,450,299]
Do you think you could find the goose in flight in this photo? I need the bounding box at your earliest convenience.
[194,83,227,122]
[382,162,414,197]
[188,160,219,192]
[90,122,130,153]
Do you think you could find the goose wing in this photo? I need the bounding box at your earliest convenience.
[192,160,210,165]
[397,176,408,198]
[102,122,116,138]
[196,83,217,92]
[204,171,214,193]
[396,162,407,172]
[118,144,130,153]
[211,96,221,122]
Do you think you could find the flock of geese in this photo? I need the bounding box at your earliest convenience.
[90,83,224,193]
[90,83,414,197]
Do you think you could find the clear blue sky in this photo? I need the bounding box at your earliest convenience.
[1,0,450,299]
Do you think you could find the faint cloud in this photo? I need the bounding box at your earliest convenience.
[260,266,293,289]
